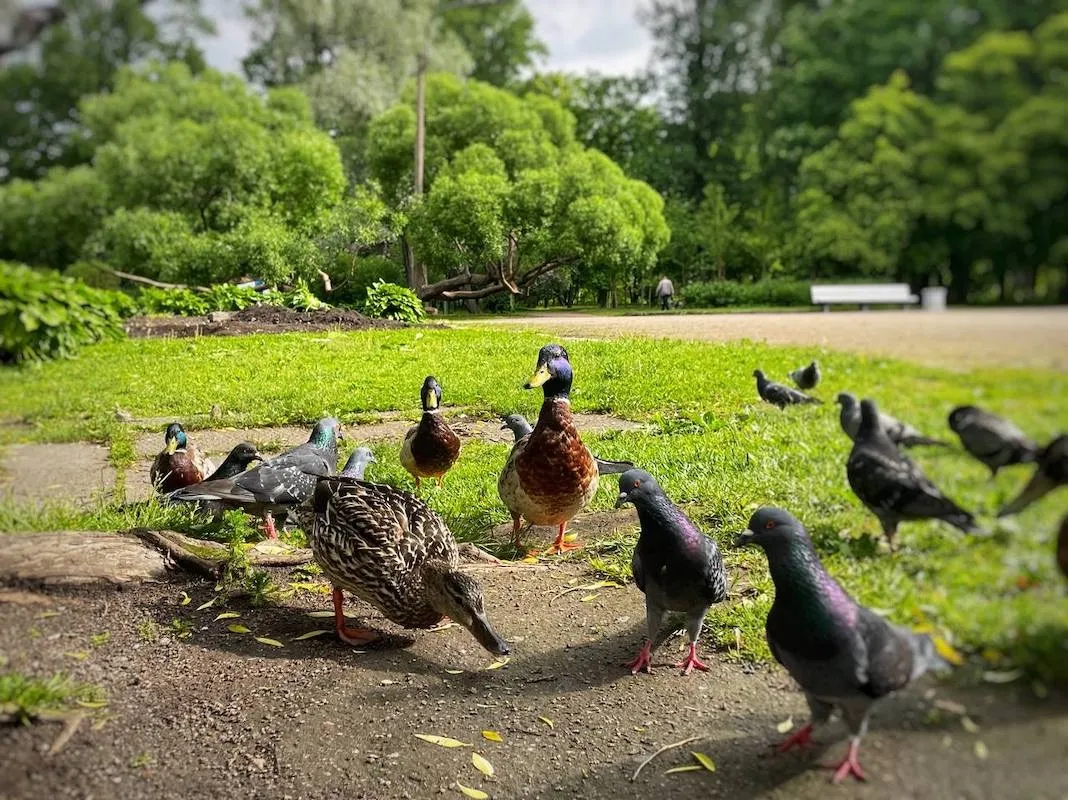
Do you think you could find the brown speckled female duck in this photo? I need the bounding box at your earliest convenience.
[150,423,214,493]
[498,344,598,555]
[400,376,461,489]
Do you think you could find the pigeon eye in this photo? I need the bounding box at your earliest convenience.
[632,480,641,489]
[765,521,776,529]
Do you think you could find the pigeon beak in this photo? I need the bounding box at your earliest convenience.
[734,530,756,547]
[500,422,509,430]
[998,472,1056,517]
[524,364,551,389]
[614,491,630,509]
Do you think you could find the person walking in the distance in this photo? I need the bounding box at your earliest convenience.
[655,275,675,310]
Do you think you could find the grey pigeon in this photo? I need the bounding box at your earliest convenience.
[998,434,1067,517]
[171,418,342,538]
[500,413,635,475]
[615,469,727,675]
[948,405,1038,477]
[788,360,821,391]
[847,399,979,549]
[339,447,376,479]
[202,443,264,482]
[754,369,822,409]
[836,392,948,448]
[736,507,953,783]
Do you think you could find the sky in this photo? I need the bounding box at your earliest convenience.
[195,0,654,77]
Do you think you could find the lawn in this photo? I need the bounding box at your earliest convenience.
[1,326,1066,681]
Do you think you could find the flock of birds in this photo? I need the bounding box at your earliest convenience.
[145,345,1066,784]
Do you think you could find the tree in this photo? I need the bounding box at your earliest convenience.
[367,74,669,301]
[441,0,546,86]
[0,0,210,182]
[241,0,472,177]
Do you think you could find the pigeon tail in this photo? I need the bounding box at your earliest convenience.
[899,435,951,448]
[594,456,634,475]
[908,632,955,679]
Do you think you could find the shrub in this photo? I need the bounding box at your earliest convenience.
[0,262,128,363]
[284,279,329,311]
[363,281,425,322]
[327,254,405,307]
[680,279,811,308]
[136,287,210,316]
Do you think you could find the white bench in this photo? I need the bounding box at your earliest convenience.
[810,283,919,312]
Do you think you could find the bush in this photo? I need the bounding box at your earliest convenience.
[680,279,811,308]
[327,255,405,307]
[136,287,210,316]
[363,281,426,322]
[0,262,128,363]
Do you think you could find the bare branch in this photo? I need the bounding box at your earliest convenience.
[100,267,209,293]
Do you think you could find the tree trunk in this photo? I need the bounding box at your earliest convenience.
[596,288,608,308]
[401,237,427,294]
[947,247,971,305]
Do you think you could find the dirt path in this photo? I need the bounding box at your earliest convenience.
[3,561,1067,800]
[467,308,1068,371]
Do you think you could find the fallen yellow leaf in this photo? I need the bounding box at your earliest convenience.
[227,624,250,634]
[445,669,464,675]
[215,612,241,621]
[195,598,216,611]
[414,734,470,748]
[481,730,503,743]
[961,716,980,734]
[665,765,704,775]
[76,699,108,709]
[538,716,554,729]
[580,593,600,602]
[691,752,716,772]
[982,669,1023,684]
[179,592,191,606]
[974,741,989,760]
[776,716,793,734]
[485,658,509,670]
[306,610,336,618]
[472,752,494,777]
[932,635,964,666]
[255,636,283,647]
[291,630,331,641]
[456,782,488,799]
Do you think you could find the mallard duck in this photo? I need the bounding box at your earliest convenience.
[400,376,461,489]
[498,344,598,555]
[151,423,215,493]
[310,476,510,655]
[501,413,635,475]
[171,418,341,538]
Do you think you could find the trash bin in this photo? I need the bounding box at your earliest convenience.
[921,286,947,311]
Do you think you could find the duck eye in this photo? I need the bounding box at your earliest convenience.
[765,521,776,529]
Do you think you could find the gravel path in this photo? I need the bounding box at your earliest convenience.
[468,308,1068,371]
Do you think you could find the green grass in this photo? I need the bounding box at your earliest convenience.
[0,326,1066,681]
[0,671,106,724]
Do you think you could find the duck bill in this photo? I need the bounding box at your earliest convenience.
[465,611,511,657]
[165,438,178,455]
[425,391,439,410]
[998,473,1056,517]
[734,530,756,547]
[614,491,630,509]
[524,364,551,389]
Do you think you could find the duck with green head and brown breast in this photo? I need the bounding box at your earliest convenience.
[498,344,598,555]
[400,376,461,490]
[151,423,215,494]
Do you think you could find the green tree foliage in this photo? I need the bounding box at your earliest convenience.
[441,0,546,86]
[367,74,669,302]
[0,0,211,182]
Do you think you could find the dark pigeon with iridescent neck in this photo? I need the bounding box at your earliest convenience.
[500,413,635,475]
[847,399,978,549]
[171,418,341,538]
[754,369,822,409]
[615,469,727,676]
[737,507,952,783]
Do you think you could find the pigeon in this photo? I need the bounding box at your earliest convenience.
[788,360,821,391]
[847,399,979,549]
[170,418,342,538]
[948,405,1038,477]
[615,469,727,676]
[736,507,953,783]
[202,443,264,482]
[998,434,1067,517]
[754,369,822,409]
[836,392,949,448]
[500,413,635,475]
[339,447,376,480]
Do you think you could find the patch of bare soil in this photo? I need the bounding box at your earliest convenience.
[1,556,1066,800]
[124,306,405,339]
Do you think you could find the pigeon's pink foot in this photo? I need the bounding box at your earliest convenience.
[674,642,710,675]
[773,723,814,754]
[626,641,653,674]
[821,740,866,784]
[263,512,278,540]
[332,587,380,646]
